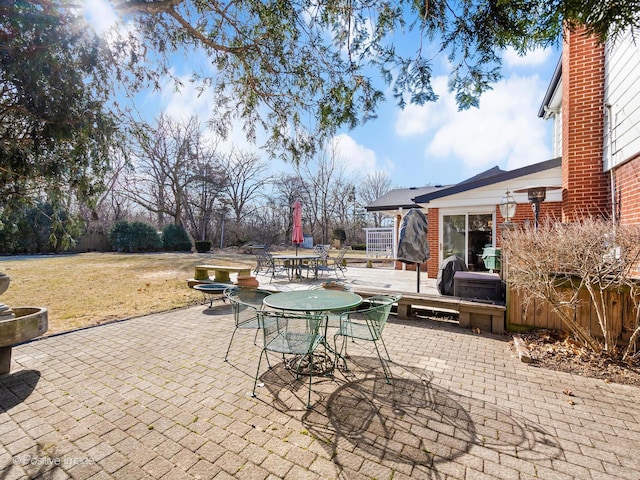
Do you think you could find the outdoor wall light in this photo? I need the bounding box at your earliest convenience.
[499,190,517,222]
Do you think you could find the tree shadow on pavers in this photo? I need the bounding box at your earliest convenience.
[301,356,562,479]
[0,369,40,413]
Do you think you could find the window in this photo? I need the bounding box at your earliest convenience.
[441,212,494,271]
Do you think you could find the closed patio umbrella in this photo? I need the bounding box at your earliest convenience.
[292,200,304,255]
[397,208,430,292]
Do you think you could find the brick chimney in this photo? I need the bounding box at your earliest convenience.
[561,28,610,220]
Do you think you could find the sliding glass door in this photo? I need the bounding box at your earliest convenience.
[441,212,494,271]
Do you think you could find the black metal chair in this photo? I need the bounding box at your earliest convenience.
[255,251,287,282]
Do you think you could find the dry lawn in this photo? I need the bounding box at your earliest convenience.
[0,252,255,335]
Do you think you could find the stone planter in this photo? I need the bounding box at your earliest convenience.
[0,274,10,296]
[0,273,49,374]
[236,276,259,288]
[0,307,48,374]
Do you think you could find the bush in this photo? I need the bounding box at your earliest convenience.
[503,218,640,360]
[194,241,211,253]
[351,243,366,251]
[162,224,192,252]
[0,201,82,254]
[109,221,162,253]
[332,228,347,242]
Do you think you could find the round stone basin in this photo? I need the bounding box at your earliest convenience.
[0,307,48,348]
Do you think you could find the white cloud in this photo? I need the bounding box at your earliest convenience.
[144,65,262,156]
[331,134,379,173]
[83,0,118,34]
[394,76,454,137]
[394,102,431,136]
[160,74,216,123]
[394,74,551,173]
[503,47,553,68]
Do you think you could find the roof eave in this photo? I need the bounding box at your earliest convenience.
[412,157,562,203]
[538,57,562,118]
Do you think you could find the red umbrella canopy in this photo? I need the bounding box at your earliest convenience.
[292,201,304,245]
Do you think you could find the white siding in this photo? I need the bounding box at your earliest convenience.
[604,31,640,170]
[417,167,563,211]
[552,107,562,157]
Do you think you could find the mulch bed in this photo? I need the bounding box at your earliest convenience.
[518,329,640,387]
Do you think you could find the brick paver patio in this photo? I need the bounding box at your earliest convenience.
[1,302,639,479]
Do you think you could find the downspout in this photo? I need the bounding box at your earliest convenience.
[604,104,616,228]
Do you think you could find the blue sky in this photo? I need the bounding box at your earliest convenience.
[86,1,561,190]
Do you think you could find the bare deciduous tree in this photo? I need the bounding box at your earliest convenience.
[296,142,349,244]
[359,171,392,227]
[219,150,271,223]
[125,114,201,227]
[503,218,640,360]
[183,148,226,242]
[124,114,227,242]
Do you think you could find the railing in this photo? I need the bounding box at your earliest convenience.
[365,227,395,258]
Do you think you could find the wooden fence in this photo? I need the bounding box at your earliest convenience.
[508,286,639,347]
[73,233,110,253]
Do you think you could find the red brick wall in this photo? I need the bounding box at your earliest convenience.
[615,156,640,225]
[495,202,562,247]
[427,208,440,278]
[562,28,610,221]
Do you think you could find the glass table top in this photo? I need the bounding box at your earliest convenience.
[263,290,362,312]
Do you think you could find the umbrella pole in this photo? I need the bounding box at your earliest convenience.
[417,264,420,293]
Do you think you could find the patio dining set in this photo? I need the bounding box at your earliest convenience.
[222,283,402,409]
[253,245,349,282]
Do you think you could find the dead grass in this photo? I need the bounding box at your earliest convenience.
[0,252,255,335]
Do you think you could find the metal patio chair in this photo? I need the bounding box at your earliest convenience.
[318,247,348,278]
[252,310,327,409]
[224,287,273,361]
[255,251,287,282]
[334,294,402,383]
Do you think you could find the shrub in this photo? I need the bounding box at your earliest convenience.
[109,221,162,253]
[332,228,346,242]
[0,202,81,254]
[503,218,640,360]
[351,243,366,251]
[162,224,192,252]
[194,241,211,253]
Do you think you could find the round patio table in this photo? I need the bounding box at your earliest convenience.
[263,290,362,312]
[263,290,362,376]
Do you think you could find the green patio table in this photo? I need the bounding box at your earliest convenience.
[263,290,362,312]
[262,290,363,375]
